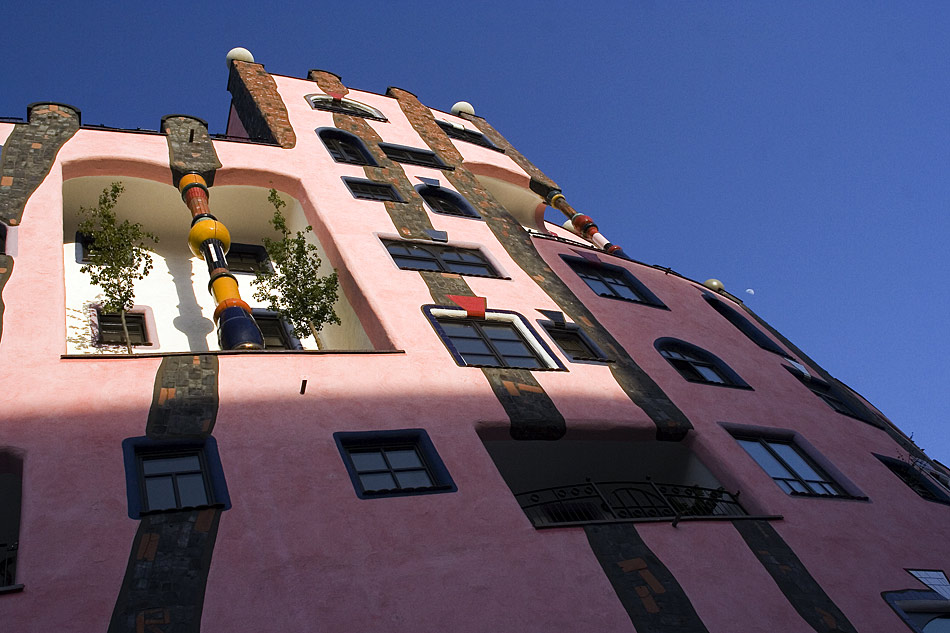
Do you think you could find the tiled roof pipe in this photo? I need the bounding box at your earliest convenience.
[529,180,628,259]
[179,173,264,350]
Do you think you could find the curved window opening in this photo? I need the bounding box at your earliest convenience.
[563,256,665,307]
[655,338,750,388]
[317,129,376,166]
[416,185,479,219]
[305,94,387,121]
[704,295,787,356]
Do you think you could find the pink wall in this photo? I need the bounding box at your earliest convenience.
[0,73,943,633]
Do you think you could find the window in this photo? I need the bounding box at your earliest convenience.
[305,94,387,121]
[97,311,149,346]
[563,256,665,307]
[541,323,608,362]
[334,429,457,499]
[343,178,403,202]
[75,231,94,263]
[656,338,749,388]
[876,454,950,505]
[425,306,563,370]
[383,240,500,277]
[0,450,23,593]
[704,295,788,356]
[0,223,6,255]
[909,570,950,600]
[736,437,846,497]
[379,143,450,169]
[317,129,376,166]
[252,311,298,350]
[784,366,864,418]
[227,243,271,274]
[122,437,231,519]
[436,120,503,151]
[417,185,479,218]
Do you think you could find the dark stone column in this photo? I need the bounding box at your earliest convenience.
[733,520,857,633]
[227,61,296,148]
[387,87,693,442]
[109,355,222,633]
[585,523,710,632]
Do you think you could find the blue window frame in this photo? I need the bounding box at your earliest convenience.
[562,256,665,307]
[317,128,377,166]
[122,437,231,519]
[335,429,457,499]
[655,337,750,388]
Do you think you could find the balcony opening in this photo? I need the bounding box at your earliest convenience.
[63,177,372,354]
[481,438,748,528]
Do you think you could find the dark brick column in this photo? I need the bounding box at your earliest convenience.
[388,88,693,442]
[0,102,81,227]
[585,523,710,632]
[733,520,857,633]
[109,356,222,633]
[161,116,222,189]
[312,72,565,440]
[227,60,296,148]
[0,103,80,344]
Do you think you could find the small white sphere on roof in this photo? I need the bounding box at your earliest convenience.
[451,101,475,116]
[226,47,255,68]
[703,279,725,292]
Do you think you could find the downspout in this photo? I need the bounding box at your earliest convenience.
[178,172,264,350]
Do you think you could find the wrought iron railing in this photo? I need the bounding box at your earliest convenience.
[0,543,17,588]
[515,479,747,528]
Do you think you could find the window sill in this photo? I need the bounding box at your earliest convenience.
[531,514,785,529]
[788,491,869,502]
[682,379,753,390]
[592,294,669,310]
[139,502,225,517]
[62,349,406,360]
[0,584,24,595]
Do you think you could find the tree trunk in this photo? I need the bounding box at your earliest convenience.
[308,320,322,350]
[120,309,132,355]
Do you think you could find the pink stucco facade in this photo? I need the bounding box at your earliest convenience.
[0,62,947,633]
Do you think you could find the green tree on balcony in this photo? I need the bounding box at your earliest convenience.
[78,182,158,354]
[252,189,340,347]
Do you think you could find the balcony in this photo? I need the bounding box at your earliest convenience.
[515,479,747,528]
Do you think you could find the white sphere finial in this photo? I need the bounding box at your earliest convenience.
[451,101,475,116]
[226,47,255,68]
[703,279,725,292]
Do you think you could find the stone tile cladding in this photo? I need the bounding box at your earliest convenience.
[110,355,223,633]
[310,71,566,440]
[732,520,858,633]
[0,256,12,343]
[0,103,80,226]
[585,523,710,633]
[110,110,226,633]
[0,103,80,343]
[228,61,296,148]
[161,116,222,188]
[391,88,693,442]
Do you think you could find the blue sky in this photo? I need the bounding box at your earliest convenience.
[3,2,948,461]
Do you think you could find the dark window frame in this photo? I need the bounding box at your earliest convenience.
[122,437,231,519]
[251,310,302,350]
[416,184,480,219]
[343,178,404,203]
[561,255,666,308]
[383,239,501,278]
[424,305,565,371]
[317,128,377,166]
[227,243,272,275]
[735,435,850,498]
[436,120,504,152]
[334,429,457,499]
[539,321,610,363]
[655,337,751,389]
[305,94,388,122]
[704,295,789,357]
[876,454,950,506]
[96,310,150,346]
[783,366,867,420]
[379,143,452,170]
